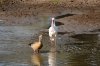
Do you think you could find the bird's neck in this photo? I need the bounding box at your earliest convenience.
[39,38,42,43]
[51,20,55,27]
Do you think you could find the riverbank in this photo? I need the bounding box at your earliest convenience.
[0,0,100,33]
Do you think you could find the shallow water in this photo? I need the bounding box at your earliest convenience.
[0,26,100,66]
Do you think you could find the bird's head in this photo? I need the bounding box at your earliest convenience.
[52,18,55,20]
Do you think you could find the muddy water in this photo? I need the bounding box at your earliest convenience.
[0,25,100,66]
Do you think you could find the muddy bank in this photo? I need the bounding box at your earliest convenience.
[0,0,99,17]
[0,0,100,18]
[57,12,100,34]
[0,0,100,34]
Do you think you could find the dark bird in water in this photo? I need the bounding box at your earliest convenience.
[29,35,43,53]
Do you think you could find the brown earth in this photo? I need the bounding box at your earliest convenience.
[0,0,100,33]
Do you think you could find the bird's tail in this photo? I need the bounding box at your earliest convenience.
[28,43,32,46]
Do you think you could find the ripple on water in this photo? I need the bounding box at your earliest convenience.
[0,63,5,66]
[0,51,14,55]
[0,62,29,66]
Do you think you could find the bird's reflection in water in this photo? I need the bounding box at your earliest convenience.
[50,37,57,51]
[48,47,57,66]
[31,53,43,66]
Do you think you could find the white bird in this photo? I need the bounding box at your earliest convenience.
[49,18,58,41]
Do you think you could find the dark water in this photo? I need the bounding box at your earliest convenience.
[0,25,100,66]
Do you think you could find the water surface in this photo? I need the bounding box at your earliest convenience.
[0,25,100,66]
